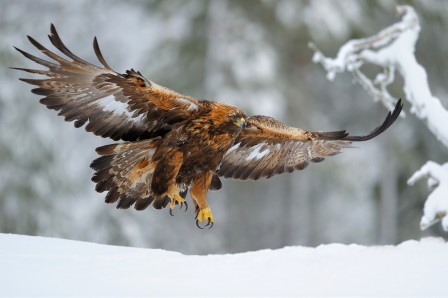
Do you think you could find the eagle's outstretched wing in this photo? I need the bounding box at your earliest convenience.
[218,99,402,180]
[14,24,202,141]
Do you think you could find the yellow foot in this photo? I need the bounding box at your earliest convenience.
[169,193,185,209]
[168,194,188,216]
[195,207,214,229]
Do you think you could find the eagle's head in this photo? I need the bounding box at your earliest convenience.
[225,107,247,134]
[208,102,247,135]
[230,111,247,129]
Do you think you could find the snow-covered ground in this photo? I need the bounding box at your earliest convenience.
[1,234,447,297]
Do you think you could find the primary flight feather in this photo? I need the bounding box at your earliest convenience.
[14,24,402,228]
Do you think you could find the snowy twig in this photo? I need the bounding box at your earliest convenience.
[310,5,448,231]
[308,5,417,113]
[352,68,397,111]
[408,162,448,231]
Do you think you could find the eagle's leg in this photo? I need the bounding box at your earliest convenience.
[151,149,185,212]
[190,172,214,228]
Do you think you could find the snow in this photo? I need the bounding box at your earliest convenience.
[1,234,447,297]
[408,161,448,231]
[310,6,418,112]
[310,5,448,232]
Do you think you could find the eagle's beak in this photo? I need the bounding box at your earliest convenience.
[235,117,247,129]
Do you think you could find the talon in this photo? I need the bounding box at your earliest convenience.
[196,219,204,229]
[173,193,185,204]
[169,208,174,216]
[195,207,214,228]
[184,201,188,212]
[169,200,176,210]
[204,218,214,228]
[169,193,186,213]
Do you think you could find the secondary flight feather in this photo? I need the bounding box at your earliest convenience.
[14,24,403,228]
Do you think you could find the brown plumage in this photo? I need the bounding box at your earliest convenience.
[14,24,403,228]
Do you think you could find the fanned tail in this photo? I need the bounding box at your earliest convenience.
[90,138,170,210]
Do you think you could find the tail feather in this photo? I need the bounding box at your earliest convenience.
[134,196,155,211]
[95,175,114,193]
[116,194,138,209]
[152,196,170,209]
[105,186,120,204]
[90,138,166,210]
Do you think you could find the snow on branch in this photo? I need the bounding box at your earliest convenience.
[310,5,448,231]
[408,161,448,231]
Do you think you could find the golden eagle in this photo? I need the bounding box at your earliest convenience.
[14,25,402,228]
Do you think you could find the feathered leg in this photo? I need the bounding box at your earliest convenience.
[151,149,185,211]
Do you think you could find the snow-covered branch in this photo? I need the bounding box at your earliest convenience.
[310,5,448,231]
[408,162,448,231]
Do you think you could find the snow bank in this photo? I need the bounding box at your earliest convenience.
[1,234,447,296]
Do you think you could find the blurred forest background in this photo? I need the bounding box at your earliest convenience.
[1,0,447,254]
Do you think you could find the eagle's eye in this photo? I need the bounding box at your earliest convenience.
[233,117,247,128]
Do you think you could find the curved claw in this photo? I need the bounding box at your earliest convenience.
[169,208,174,216]
[195,217,214,229]
[180,202,183,210]
[195,219,204,229]
[183,201,188,212]
[204,218,214,229]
